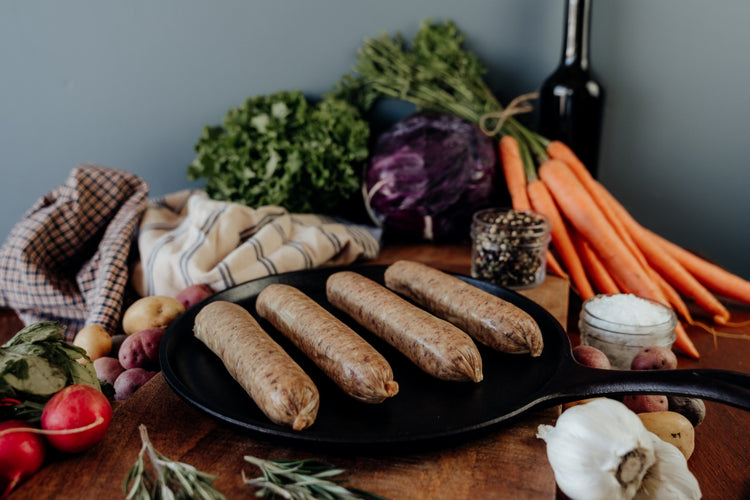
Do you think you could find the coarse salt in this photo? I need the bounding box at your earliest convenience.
[585,294,672,326]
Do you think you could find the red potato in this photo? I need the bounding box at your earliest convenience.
[176,284,215,309]
[118,327,166,370]
[0,420,47,498]
[630,346,678,370]
[572,345,611,369]
[93,356,125,385]
[627,346,675,414]
[114,368,157,401]
[40,385,112,454]
[622,394,668,413]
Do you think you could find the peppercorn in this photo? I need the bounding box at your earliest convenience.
[470,208,551,289]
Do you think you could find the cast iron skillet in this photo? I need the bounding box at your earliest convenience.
[160,265,750,451]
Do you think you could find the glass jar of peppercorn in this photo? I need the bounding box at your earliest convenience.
[470,208,551,289]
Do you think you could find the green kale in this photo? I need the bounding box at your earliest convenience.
[187,90,370,214]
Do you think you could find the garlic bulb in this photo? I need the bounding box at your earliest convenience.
[537,398,701,500]
[635,434,701,500]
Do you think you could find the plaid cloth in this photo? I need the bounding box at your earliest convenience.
[0,165,149,340]
[131,190,381,297]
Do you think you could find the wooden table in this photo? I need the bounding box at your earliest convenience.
[3,243,750,499]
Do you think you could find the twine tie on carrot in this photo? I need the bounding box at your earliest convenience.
[479,92,539,137]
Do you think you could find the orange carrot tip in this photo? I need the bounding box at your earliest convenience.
[713,313,731,326]
[673,322,700,359]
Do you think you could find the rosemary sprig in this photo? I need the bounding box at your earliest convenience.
[242,455,387,500]
[124,424,226,500]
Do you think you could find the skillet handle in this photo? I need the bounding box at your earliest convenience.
[550,364,750,411]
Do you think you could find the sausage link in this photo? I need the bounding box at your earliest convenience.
[384,260,544,356]
[256,284,399,404]
[193,300,319,430]
[326,271,483,383]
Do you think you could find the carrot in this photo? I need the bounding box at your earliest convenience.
[600,186,731,325]
[526,173,594,300]
[499,135,530,210]
[650,266,694,325]
[546,140,590,183]
[673,321,701,359]
[546,144,696,321]
[570,229,619,295]
[546,251,568,278]
[649,230,750,306]
[548,141,653,273]
[537,159,664,303]
[547,140,700,357]
[548,141,636,247]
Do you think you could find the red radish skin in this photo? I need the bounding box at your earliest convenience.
[40,385,112,454]
[0,420,46,499]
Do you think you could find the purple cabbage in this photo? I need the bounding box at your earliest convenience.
[364,111,497,240]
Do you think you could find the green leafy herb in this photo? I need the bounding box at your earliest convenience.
[124,424,226,500]
[187,89,370,214]
[242,456,387,500]
[0,321,100,422]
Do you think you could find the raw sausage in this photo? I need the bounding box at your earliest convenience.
[193,300,319,430]
[326,271,483,383]
[384,260,544,356]
[256,283,399,403]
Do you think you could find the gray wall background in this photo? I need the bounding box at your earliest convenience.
[2,0,748,280]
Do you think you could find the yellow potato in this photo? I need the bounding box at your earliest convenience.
[638,410,695,460]
[122,295,185,335]
[73,324,113,361]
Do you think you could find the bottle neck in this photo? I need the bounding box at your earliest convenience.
[561,0,591,70]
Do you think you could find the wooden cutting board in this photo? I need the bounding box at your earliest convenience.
[11,264,569,499]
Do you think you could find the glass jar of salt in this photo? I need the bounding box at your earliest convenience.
[471,208,551,289]
[579,294,677,369]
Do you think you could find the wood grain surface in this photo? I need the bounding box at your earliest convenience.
[4,242,750,499]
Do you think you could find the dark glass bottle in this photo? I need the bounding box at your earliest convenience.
[538,0,605,177]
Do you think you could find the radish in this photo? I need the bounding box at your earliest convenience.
[0,420,47,499]
[40,384,113,454]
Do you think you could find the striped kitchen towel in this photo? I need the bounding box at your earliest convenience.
[0,165,149,340]
[131,190,382,297]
